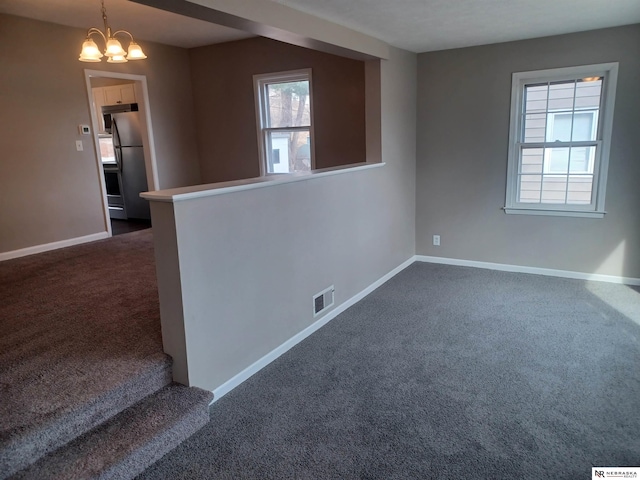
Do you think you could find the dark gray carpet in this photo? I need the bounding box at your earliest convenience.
[138,263,640,480]
[0,230,170,477]
[13,384,213,480]
[111,219,152,236]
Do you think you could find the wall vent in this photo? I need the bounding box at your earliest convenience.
[313,285,335,317]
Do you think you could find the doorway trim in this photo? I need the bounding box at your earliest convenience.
[84,69,159,236]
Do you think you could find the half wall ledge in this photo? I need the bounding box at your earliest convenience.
[140,162,385,203]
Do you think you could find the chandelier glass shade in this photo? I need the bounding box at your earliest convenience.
[79,0,147,63]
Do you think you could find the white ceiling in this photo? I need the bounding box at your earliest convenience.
[1,0,639,52]
[0,0,253,48]
[273,0,640,52]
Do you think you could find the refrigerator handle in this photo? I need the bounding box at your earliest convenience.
[114,145,123,172]
[112,119,122,171]
[112,118,121,147]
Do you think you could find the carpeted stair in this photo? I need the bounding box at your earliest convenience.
[0,230,213,479]
[1,354,172,478]
[10,383,213,480]
[1,352,213,480]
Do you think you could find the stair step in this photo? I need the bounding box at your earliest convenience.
[1,355,172,479]
[10,384,213,480]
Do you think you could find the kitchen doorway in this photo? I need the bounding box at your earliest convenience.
[84,70,158,237]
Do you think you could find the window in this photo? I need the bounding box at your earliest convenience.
[254,69,314,175]
[505,63,618,218]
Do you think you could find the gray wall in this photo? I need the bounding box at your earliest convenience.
[149,46,416,390]
[190,37,367,183]
[416,24,640,279]
[0,14,201,254]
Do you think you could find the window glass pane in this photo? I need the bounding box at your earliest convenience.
[548,113,573,142]
[569,146,595,173]
[99,136,116,164]
[518,174,542,203]
[519,145,596,204]
[267,81,310,128]
[267,130,311,174]
[541,176,568,203]
[546,111,597,143]
[575,79,602,109]
[524,78,601,144]
[566,176,593,204]
[545,146,570,173]
[547,81,575,111]
[518,172,595,206]
[571,112,596,142]
[524,84,548,114]
[520,147,543,174]
[523,114,546,142]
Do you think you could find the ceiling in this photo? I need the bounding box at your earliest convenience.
[0,0,253,49]
[1,0,639,52]
[274,0,640,52]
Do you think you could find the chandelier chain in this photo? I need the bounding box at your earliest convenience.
[101,0,109,32]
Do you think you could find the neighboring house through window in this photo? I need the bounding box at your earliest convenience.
[253,69,314,175]
[505,63,618,218]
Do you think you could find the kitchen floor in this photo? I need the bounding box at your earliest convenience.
[111,219,151,236]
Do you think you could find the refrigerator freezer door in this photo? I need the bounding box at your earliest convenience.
[112,112,143,147]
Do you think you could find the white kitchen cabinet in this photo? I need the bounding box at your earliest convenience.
[103,84,136,106]
[92,84,137,133]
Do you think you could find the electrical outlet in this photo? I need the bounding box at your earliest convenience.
[433,235,440,246]
[75,140,83,151]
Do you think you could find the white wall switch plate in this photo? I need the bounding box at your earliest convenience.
[75,140,83,151]
[433,235,440,246]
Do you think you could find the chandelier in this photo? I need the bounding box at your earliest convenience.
[79,0,147,63]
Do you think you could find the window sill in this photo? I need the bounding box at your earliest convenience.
[503,207,605,219]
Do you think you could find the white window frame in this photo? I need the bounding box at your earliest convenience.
[504,63,618,218]
[253,69,315,176]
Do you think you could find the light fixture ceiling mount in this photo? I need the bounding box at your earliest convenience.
[79,0,147,63]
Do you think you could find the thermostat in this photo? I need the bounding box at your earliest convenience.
[79,124,91,135]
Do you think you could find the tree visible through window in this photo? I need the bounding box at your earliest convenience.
[254,70,314,175]
[505,63,618,218]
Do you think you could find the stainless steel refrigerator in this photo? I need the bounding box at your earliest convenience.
[102,104,150,220]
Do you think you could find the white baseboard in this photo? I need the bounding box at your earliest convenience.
[208,252,638,402]
[414,255,640,286]
[0,232,110,262]
[211,256,416,402]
